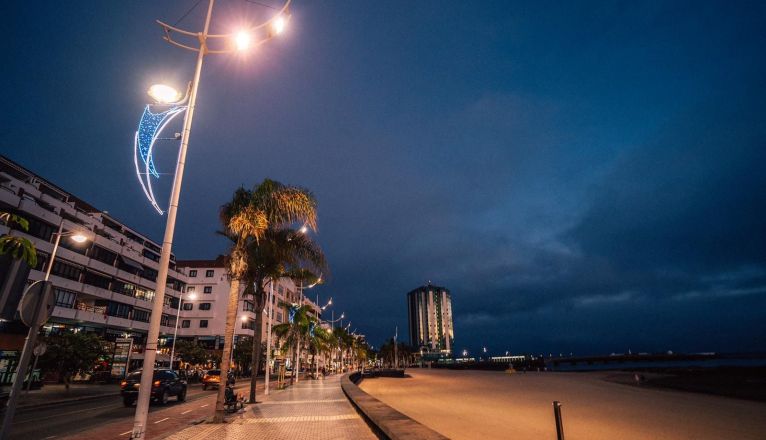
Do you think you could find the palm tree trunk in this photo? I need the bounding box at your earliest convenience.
[215,277,240,423]
[249,277,265,403]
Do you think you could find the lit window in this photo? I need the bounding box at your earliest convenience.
[189,269,197,277]
[205,270,214,278]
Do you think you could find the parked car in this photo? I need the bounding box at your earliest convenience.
[202,369,235,390]
[120,369,187,407]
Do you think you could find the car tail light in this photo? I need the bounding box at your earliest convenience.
[120,381,127,389]
[203,375,209,381]
[153,380,161,388]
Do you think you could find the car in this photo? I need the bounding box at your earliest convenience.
[202,369,235,390]
[120,369,187,407]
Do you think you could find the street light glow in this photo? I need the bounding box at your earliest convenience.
[147,84,180,104]
[70,233,88,243]
[235,30,252,51]
[188,292,197,301]
[272,16,286,34]
[299,225,308,234]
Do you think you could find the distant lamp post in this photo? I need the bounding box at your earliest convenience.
[168,291,197,371]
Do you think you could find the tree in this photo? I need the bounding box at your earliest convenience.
[0,211,37,267]
[232,336,255,376]
[175,340,209,366]
[235,180,325,403]
[272,302,314,384]
[38,331,105,390]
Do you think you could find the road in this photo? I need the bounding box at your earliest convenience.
[8,381,262,440]
[360,369,766,440]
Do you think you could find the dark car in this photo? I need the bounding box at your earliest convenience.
[121,369,187,407]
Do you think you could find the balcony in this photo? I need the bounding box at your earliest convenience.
[121,246,143,262]
[106,316,132,329]
[39,193,76,218]
[94,234,122,254]
[57,246,90,267]
[75,210,96,227]
[80,283,113,301]
[74,304,108,325]
[49,274,84,292]
[51,306,77,320]
[88,258,118,277]
[131,320,149,331]
[19,197,61,225]
[0,185,20,208]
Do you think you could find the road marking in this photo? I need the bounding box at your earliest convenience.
[154,417,170,424]
[181,409,193,414]
[200,404,209,408]
[120,431,132,436]
[44,436,57,439]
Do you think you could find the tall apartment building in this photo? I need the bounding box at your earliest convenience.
[0,155,189,366]
[407,283,454,358]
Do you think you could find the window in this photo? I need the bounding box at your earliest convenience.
[142,249,160,262]
[51,260,82,281]
[205,270,214,278]
[107,302,132,319]
[141,266,158,282]
[199,320,208,328]
[54,288,76,308]
[203,286,213,294]
[132,309,150,323]
[182,303,193,311]
[91,246,117,265]
[241,319,254,330]
[111,280,136,297]
[187,286,196,293]
[83,271,110,289]
[277,285,284,294]
[243,301,254,312]
[276,312,283,323]
[189,270,197,277]
[181,320,190,328]
[199,303,211,311]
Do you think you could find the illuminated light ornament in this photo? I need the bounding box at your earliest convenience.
[288,304,299,323]
[133,105,187,214]
[308,322,315,337]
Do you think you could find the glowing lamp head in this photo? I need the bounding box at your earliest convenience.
[272,16,286,35]
[148,84,180,104]
[70,233,88,244]
[187,292,198,301]
[299,225,308,234]
[241,315,249,322]
[235,30,252,51]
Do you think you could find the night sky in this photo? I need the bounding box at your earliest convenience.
[3,1,765,356]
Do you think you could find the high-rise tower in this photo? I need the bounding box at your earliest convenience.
[407,283,453,358]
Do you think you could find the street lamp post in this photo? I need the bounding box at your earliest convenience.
[0,222,88,440]
[168,292,197,371]
[264,279,274,395]
[131,0,292,436]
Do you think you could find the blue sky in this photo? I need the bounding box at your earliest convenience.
[3,1,765,355]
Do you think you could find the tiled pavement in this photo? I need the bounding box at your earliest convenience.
[165,375,377,440]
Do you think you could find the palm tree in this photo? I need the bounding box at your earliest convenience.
[215,187,268,422]
[0,211,37,267]
[236,179,325,403]
[272,302,313,384]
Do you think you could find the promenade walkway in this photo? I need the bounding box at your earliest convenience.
[165,375,377,440]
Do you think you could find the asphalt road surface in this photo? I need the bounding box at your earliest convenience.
[8,381,260,440]
[360,369,766,440]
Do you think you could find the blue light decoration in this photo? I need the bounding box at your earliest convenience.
[133,104,186,214]
[308,322,315,337]
[288,304,299,323]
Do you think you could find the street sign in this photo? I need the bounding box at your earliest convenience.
[17,281,55,327]
[33,343,47,357]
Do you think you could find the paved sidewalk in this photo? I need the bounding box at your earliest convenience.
[165,375,377,440]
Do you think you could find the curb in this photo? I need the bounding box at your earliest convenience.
[341,372,449,440]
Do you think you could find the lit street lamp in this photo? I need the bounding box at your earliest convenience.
[131,0,292,435]
[0,222,89,440]
[168,292,197,371]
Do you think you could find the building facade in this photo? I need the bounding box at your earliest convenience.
[407,283,454,358]
[0,155,189,369]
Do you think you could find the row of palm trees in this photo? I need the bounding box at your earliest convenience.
[214,178,331,422]
[272,305,369,381]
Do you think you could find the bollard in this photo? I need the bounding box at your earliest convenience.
[553,400,565,440]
